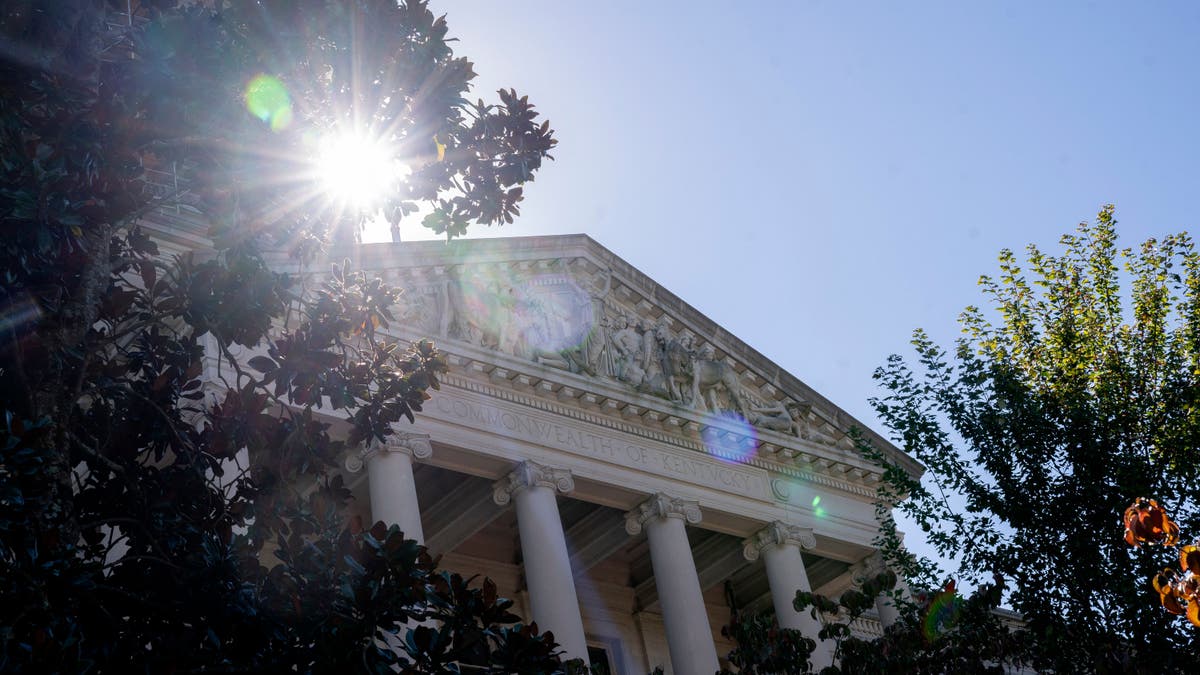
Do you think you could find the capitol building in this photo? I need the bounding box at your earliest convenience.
[159,219,922,674]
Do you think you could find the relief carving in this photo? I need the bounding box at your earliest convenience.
[689,343,748,417]
[612,314,646,386]
[418,260,846,443]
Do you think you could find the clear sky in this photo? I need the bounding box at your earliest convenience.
[381,1,1200,470]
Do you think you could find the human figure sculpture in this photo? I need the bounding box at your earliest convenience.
[638,318,674,399]
[587,314,616,377]
[612,315,645,386]
[749,399,803,436]
[664,333,697,403]
[581,276,613,377]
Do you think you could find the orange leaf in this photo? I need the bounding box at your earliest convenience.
[1166,520,1181,546]
[1181,546,1200,575]
[1163,589,1185,616]
[1188,599,1200,626]
[1154,571,1174,596]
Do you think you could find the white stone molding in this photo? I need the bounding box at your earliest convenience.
[742,521,817,561]
[344,432,433,473]
[770,478,792,502]
[492,460,575,506]
[623,493,702,536]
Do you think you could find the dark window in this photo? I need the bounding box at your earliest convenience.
[587,645,613,674]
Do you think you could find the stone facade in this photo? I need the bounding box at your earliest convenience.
[152,223,923,674]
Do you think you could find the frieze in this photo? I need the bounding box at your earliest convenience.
[428,392,769,498]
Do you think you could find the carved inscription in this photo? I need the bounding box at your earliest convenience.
[432,396,767,497]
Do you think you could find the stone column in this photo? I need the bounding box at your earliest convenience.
[347,433,432,543]
[855,552,907,628]
[625,493,719,675]
[743,521,834,669]
[493,461,589,662]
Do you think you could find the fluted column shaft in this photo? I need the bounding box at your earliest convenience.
[494,462,588,662]
[745,522,833,669]
[352,434,432,543]
[626,494,718,675]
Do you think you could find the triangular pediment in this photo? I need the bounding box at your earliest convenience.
[354,235,920,499]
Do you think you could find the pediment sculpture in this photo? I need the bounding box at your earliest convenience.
[395,262,842,446]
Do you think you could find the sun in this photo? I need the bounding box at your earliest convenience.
[314,132,404,210]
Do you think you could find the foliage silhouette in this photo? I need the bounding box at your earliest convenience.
[0,0,567,672]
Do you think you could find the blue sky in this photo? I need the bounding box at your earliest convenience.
[386,0,1199,494]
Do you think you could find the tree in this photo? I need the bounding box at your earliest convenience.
[861,206,1200,672]
[716,208,1200,673]
[0,0,564,671]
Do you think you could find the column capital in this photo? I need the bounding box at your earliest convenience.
[849,551,889,588]
[624,493,702,535]
[742,521,816,561]
[493,460,574,506]
[344,432,433,473]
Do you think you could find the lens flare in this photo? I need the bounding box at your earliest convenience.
[448,269,595,360]
[244,74,293,131]
[811,495,827,519]
[0,294,41,337]
[519,275,593,355]
[922,586,962,641]
[701,411,757,464]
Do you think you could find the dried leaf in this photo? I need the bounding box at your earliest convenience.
[1181,546,1200,576]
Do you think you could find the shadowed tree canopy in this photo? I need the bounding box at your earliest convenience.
[0,0,565,672]
[862,206,1200,672]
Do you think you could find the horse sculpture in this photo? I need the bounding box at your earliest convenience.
[690,354,747,417]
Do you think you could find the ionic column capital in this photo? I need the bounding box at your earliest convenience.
[848,551,889,588]
[493,460,575,506]
[624,493,702,535]
[345,432,433,472]
[743,521,816,561]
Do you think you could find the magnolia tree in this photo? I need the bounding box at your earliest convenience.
[0,1,565,672]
